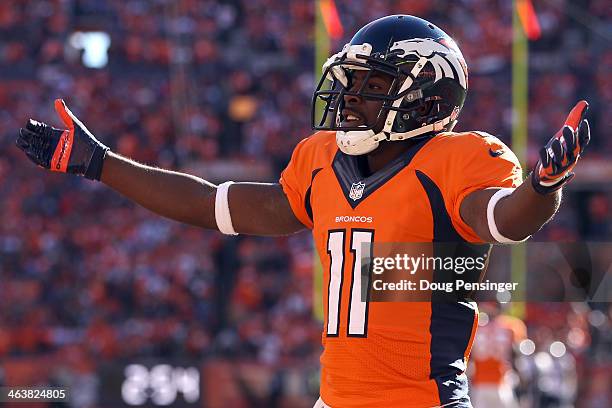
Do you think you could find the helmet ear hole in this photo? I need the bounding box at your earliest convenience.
[393,100,435,133]
[416,101,433,116]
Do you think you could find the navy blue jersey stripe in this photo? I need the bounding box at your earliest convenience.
[416,170,480,405]
[415,170,463,242]
[430,303,476,404]
[304,168,323,222]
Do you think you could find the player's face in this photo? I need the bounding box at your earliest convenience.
[341,70,394,132]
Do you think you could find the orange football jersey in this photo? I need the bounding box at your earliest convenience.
[471,315,527,385]
[280,131,522,407]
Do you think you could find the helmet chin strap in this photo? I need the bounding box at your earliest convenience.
[387,115,453,141]
[336,128,380,155]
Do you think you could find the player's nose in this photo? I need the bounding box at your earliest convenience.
[343,91,363,106]
[343,75,365,106]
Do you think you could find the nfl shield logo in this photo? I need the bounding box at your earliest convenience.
[349,181,365,201]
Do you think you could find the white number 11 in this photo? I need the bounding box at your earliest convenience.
[326,229,373,337]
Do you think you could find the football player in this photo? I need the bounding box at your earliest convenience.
[17,15,590,408]
[469,302,526,408]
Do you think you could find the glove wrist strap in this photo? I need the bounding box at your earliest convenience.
[530,171,572,195]
[84,145,109,181]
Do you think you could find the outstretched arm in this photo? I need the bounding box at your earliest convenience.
[461,101,590,242]
[100,152,304,235]
[16,99,305,236]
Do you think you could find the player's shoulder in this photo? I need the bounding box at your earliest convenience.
[431,130,507,148]
[497,314,526,327]
[295,130,337,150]
[496,315,527,336]
[428,131,520,164]
[290,130,337,160]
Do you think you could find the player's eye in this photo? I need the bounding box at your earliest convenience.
[367,82,385,93]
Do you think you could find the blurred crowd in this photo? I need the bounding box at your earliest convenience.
[0,0,610,406]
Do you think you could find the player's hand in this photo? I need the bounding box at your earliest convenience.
[531,100,590,194]
[16,99,109,180]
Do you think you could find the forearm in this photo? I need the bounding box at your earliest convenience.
[495,178,561,240]
[100,151,218,229]
[99,152,305,235]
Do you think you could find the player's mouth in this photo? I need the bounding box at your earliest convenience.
[341,109,365,127]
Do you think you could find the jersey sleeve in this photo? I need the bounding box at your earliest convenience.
[279,137,315,229]
[447,132,523,242]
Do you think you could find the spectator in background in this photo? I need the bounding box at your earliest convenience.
[470,303,525,408]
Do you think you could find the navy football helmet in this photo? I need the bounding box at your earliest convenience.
[312,15,468,155]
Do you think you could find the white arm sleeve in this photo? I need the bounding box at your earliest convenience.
[215,181,238,235]
[486,188,530,243]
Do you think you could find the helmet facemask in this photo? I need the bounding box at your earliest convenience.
[313,55,404,133]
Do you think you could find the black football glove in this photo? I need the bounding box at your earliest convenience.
[531,100,590,195]
[16,99,109,180]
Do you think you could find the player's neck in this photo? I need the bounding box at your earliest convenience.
[364,139,420,175]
